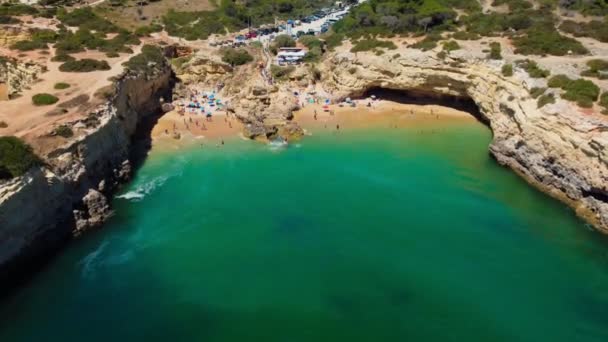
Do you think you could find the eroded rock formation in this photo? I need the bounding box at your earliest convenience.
[0,55,174,285]
[319,50,608,231]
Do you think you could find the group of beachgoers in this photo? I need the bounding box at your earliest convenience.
[176,89,227,120]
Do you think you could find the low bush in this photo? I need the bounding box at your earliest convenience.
[548,75,600,107]
[488,42,502,59]
[581,59,608,79]
[270,65,295,80]
[561,79,600,108]
[51,53,75,62]
[560,20,608,43]
[0,136,40,180]
[32,93,59,106]
[600,92,608,114]
[54,125,74,138]
[502,64,513,77]
[516,59,550,78]
[123,45,165,74]
[537,93,555,108]
[410,33,441,51]
[135,24,163,37]
[352,38,397,53]
[10,39,48,51]
[529,87,546,98]
[451,31,480,40]
[59,59,111,72]
[513,27,589,56]
[0,121,7,128]
[548,74,572,88]
[442,40,460,52]
[221,48,253,66]
[54,82,70,90]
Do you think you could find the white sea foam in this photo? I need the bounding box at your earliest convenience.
[79,240,109,279]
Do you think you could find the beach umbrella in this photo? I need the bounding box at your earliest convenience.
[346,97,352,103]
[325,99,330,104]
[371,95,377,100]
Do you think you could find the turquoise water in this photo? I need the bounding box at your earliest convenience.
[2,120,608,341]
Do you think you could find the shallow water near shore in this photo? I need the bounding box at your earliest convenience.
[2,117,608,341]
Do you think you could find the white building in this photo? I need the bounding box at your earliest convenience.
[276,47,307,65]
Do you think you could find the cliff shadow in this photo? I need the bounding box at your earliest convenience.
[356,87,489,127]
[128,77,176,172]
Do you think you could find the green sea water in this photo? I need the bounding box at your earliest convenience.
[2,119,608,341]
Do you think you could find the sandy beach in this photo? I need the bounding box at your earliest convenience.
[150,97,479,150]
[294,99,477,134]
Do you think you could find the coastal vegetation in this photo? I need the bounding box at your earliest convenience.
[351,38,397,53]
[59,59,111,72]
[54,82,70,90]
[0,121,8,128]
[270,65,295,80]
[53,125,74,138]
[548,75,601,108]
[32,93,59,106]
[221,48,254,66]
[0,136,40,180]
[600,92,608,114]
[537,93,555,108]
[123,44,165,74]
[488,42,502,60]
[502,64,513,77]
[581,59,608,79]
[516,59,550,78]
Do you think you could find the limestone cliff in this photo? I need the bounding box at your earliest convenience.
[0,56,173,286]
[319,50,608,231]
[0,56,44,100]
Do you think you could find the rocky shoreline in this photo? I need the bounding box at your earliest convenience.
[1,42,607,290]
[0,54,174,290]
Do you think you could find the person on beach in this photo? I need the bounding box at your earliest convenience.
[336,124,340,131]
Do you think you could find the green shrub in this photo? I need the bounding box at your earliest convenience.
[502,64,513,77]
[10,39,48,51]
[123,45,165,74]
[442,40,460,52]
[561,79,600,108]
[352,38,397,52]
[273,34,296,50]
[516,59,550,78]
[548,74,572,88]
[451,31,480,40]
[54,125,74,138]
[560,20,608,43]
[410,33,441,51]
[0,136,40,179]
[537,93,555,108]
[488,42,502,59]
[59,59,111,72]
[221,48,253,66]
[324,32,344,50]
[54,82,70,90]
[51,53,75,62]
[513,26,589,56]
[529,87,546,98]
[32,93,59,106]
[600,92,608,114]
[270,65,295,80]
[135,24,163,37]
[581,59,608,79]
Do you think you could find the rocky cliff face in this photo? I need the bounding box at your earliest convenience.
[0,57,44,99]
[0,57,173,286]
[320,50,608,231]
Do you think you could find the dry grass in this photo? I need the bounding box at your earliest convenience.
[93,0,215,30]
